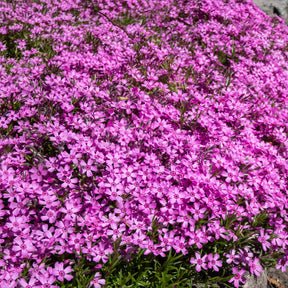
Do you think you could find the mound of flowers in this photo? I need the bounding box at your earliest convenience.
[0,0,288,287]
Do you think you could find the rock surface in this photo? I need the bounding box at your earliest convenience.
[253,0,288,20]
[241,268,288,288]
[267,267,287,288]
[243,269,268,288]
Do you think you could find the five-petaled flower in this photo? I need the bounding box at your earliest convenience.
[207,253,223,272]
[190,252,208,272]
[12,236,35,258]
[189,202,206,221]
[36,274,58,288]
[18,277,37,288]
[225,249,240,265]
[89,272,105,288]
[80,159,97,177]
[258,228,271,252]
[61,176,78,188]
[228,267,246,288]
[30,164,48,182]
[248,257,262,277]
[54,262,73,282]
[0,116,9,129]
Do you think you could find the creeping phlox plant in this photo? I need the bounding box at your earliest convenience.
[0,0,287,287]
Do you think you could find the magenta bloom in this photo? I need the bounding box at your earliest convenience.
[258,229,271,252]
[225,249,239,265]
[228,267,246,288]
[189,202,206,221]
[18,277,37,288]
[80,159,97,177]
[89,272,105,288]
[249,258,262,277]
[61,176,78,188]
[54,262,73,282]
[12,236,35,258]
[1,0,288,286]
[207,253,223,272]
[190,252,208,272]
[35,274,58,288]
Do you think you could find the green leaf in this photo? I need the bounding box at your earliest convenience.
[251,210,269,228]
[220,210,242,231]
[210,169,222,179]
[21,152,33,163]
[4,145,12,153]
[75,278,84,288]
[209,163,213,173]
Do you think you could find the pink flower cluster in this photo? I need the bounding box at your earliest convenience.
[0,0,287,287]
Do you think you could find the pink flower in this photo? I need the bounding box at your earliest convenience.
[89,272,105,288]
[104,176,122,190]
[275,256,288,272]
[187,230,208,249]
[165,164,179,181]
[61,176,78,188]
[61,102,74,112]
[29,263,46,278]
[80,159,97,177]
[238,247,253,263]
[41,209,57,224]
[6,215,28,232]
[92,242,111,264]
[68,233,84,251]
[54,262,73,282]
[190,252,208,272]
[121,165,137,182]
[35,274,58,288]
[189,202,206,221]
[132,232,148,248]
[225,249,240,265]
[138,196,155,214]
[207,253,222,272]
[144,153,159,167]
[228,267,246,288]
[50,131,62,144]
[12,236,35,258]
[19,277,37,288]
[173,236,188,255]
[59,201,81,220]
[123,100,135,114]
[158,232,173,251]
[0,116,9,129]
[30,164,48,182]
[210,222,228,240]
[107,223,126,241]
[106,186,123,203]
[56,164,72,179]
[45,157,59,172]
[168,186,185,205]
[258,229,271,252]
[0,199,7,219]
[249,258,262,277]
[143,240,157,255]
[60,150,82,165]
[39,193,60,209]
[106,152,122,168]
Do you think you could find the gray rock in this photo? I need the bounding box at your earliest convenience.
[242,269,267,288]
[267,267,288,287]
[240,267,288,288]
[253,0,288,20]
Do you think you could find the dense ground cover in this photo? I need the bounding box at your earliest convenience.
[0,0,288,287]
